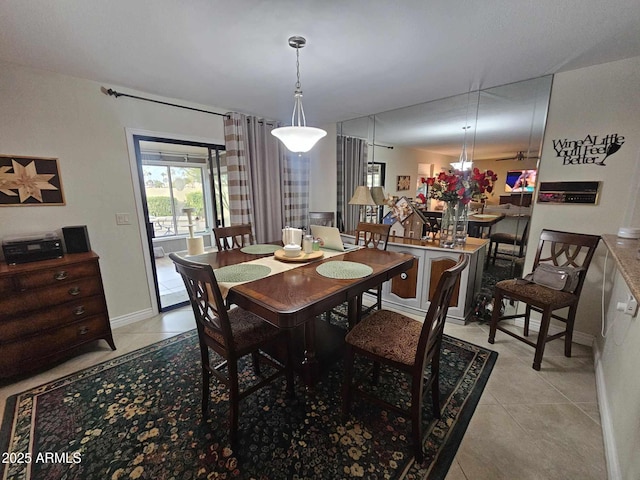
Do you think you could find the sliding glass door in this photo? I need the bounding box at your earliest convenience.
[134,136,228,311]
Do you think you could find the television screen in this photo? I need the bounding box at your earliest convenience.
[505,169,537,193]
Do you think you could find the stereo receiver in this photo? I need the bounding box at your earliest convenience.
[2,232,63,265]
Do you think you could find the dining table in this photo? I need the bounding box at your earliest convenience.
[186,246,415,388]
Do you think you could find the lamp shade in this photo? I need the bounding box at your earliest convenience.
[271,126,327,153]
[348,185,376,206]
[369,186,387,205]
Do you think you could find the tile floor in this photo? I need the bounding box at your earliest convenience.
[155,254,189,307]
[0,308,606,479]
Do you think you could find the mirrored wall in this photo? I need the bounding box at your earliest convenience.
[338,75,553,280]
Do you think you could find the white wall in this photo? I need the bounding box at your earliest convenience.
[0,61,227,320]
[527,55,640,338]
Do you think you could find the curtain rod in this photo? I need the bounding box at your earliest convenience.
[101,87,229,118]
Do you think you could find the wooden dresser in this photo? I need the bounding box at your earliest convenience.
[0,251,115,379]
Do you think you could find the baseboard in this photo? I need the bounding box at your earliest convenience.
[593,342,622,480]
[109,308,155,329]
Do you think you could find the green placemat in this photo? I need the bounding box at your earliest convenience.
[240,244,281,254]
[214,264,271,283]
[316,261,373,279]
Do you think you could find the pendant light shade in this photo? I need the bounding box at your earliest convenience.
[271,126,327,153]
[271,36,327,153]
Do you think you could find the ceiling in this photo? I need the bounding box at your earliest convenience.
[1,1,639,130]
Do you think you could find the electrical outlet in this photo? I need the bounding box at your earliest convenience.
[624,295,638,317]
[115,213,131,225]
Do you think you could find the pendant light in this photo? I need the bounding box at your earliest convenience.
[271,36,327,153]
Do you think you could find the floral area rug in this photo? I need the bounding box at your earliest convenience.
[1,319,497,480]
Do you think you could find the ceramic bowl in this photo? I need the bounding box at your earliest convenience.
[283,244,302,257]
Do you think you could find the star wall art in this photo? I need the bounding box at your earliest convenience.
[0,155,65,206]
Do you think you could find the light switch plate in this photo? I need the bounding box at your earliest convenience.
[115,213,131,225]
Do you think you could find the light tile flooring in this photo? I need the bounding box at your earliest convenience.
[0,308,606,479]
[155,254,189,307]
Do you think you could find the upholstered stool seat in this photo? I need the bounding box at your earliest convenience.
[345,310,422,366]
[495,279,576,308]
[205,307,282,351]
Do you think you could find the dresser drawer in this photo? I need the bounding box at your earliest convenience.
[0,277,103,317]
[0,314,111,378]
[0,276,14,295]
[0,295,106,342]
[13,261,100,291]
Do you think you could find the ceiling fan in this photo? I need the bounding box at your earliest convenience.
[495,151,540,162]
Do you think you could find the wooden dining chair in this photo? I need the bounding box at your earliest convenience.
[342,255,469,463]
[169,253,294,442]
[213,224,254,251]
[486,216,530,266]
[488,229,600,370]
[355,222,392,317]
[308,211,335,227]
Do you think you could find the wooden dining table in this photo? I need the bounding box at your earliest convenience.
[187,247,415,388]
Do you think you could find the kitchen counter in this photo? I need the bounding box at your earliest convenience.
[602,234,640,300]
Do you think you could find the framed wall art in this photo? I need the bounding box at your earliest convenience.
[0,155,65,206]
[397,175,411,191]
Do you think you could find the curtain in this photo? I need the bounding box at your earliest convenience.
[283,154,310,229]
[337,135,368,232]
[224,113,254,227]
[224,112,310,243]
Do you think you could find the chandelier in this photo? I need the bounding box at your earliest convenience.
[271,36,327,153]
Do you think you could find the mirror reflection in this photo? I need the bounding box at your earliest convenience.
[337,75,552,284]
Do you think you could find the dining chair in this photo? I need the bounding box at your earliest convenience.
[213,224,254,251]
[308,211,334,227]
[486,216,530,266]
[169,253,294,442]
[488,229,600,370]
[342,255,469,463]
[355,222,392,317]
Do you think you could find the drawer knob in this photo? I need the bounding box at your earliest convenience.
[78,326,90,335]
[68,286,81,296]
[54,271,68,281]
[73,305,86,316]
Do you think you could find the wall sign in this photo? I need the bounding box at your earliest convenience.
[552,133,624,166]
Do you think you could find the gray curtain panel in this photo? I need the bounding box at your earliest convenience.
[224,112,310,244]
[337,135,368,232]
[224,113,255,229]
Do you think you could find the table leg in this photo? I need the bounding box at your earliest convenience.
[301,320,319,389]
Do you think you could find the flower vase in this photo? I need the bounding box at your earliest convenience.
[439,200,469,248]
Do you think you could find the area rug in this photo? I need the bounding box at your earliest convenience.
[1,326,497,480]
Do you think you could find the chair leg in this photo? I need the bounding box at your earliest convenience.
[523,304,532,336]
[251,352,261,376]
[201,366,211,419]
[411,371,425,464]
[488,291,504,344]
[371,361,380,385]
[342,347,355,418]
[375,285,383,311]
[491,241,498,265]
[430,358,441,419]
[564,305,578,357]
[533,307,553,371]
[325,311,332,324]
[228,360,240,442]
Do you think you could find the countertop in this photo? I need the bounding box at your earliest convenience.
[602,234,640,300]
[342,232,488,254]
